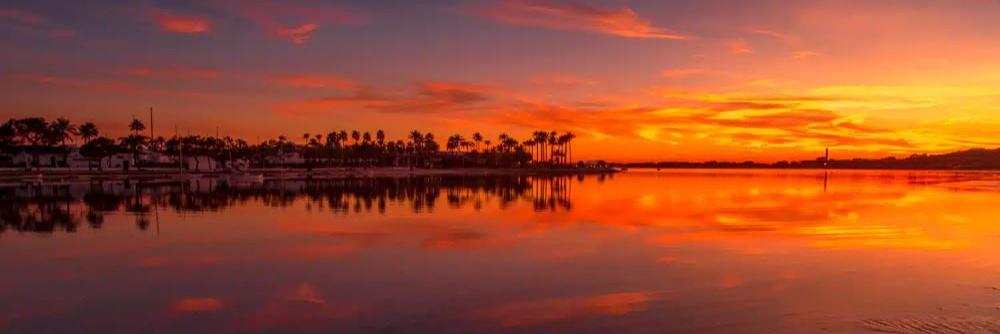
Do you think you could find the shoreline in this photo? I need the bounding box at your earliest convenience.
[0,167,621,183]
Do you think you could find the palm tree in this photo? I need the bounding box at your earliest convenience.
[351,130,361,145]
[548,131,558,164]
[129,118,145,137]
[376,129,386,148]
[48,118,77,146]
[79,122,98,144]
[423,133,437,152]
[532,131,548,165]
[472,132,483,152]
[564,132,576,165]
[447,134,461,153]
[524,138,536,162]
[47,118,77,166]
[302,133,310,144]
[13,118,49,169]
[497,133,510,153]
[409,130,423,151]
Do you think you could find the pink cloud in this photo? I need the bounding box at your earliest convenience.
[121,65,221,80]
[0,9,76,38]
[267,74,358,90]
[0,9,45,25]
[224,0,362,45]
[151,9,212,33]
[470,0,691,40]
[747,28,797,45]
[277,23,318,44]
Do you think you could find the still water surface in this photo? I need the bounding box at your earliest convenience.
[2,170,999,333]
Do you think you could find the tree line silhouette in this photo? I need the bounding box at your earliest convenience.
[0,117,581,169]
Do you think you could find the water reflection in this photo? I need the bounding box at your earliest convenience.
[2,170,999,333]
[0,175,580,234]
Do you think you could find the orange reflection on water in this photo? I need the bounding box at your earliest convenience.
[469,292,659,327]
[2,170,1000,333]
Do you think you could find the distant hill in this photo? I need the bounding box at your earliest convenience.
[627,148,1000,170]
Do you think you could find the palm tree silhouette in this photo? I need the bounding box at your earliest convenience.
[376,129,386,148]
[79,122,98,144]
[129,118,145,137]
[472,132,483,152]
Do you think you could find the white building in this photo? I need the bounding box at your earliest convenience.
[186,156,219,172]
[265,151,304,165]
[12,151,67,167]
[141,151,174,164]
[101,153,135,170]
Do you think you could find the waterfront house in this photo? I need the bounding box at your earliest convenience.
[11,147,68,168]
[186,156,219,172]
[101,153,135,170]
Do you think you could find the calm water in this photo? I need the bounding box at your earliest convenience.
[2,170,999,333]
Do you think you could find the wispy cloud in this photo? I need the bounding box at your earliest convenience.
[272,81,494,115]
[747,28,796,45]
[728,39,752,54]
[224,0,362,45]
[0,9,75,38]
[121,65,221,80]
[151,9,212,33]
[276,23,318,44]
[792,50,822,60]
[266,74,358,90]
[661,68,705,79]
[469,0,691,40]
[14,74,216,99]
[531,74,598,87]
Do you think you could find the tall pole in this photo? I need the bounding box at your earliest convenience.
[825,148,830,168]
[149,107,154,139]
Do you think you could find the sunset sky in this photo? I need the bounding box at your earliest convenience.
[2,0,1000,162]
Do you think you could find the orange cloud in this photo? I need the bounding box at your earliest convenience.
[792,50,822,60]
[173,297,224,313]
[748,28,796,45]
[471,0,691,40]
[661,68,705,78]
[152,10,212,33]
[469,292,657,327]
[273,81,495,115]
[728,39,752,54]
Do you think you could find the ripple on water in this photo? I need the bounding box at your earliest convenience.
[860,317,1000,334]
